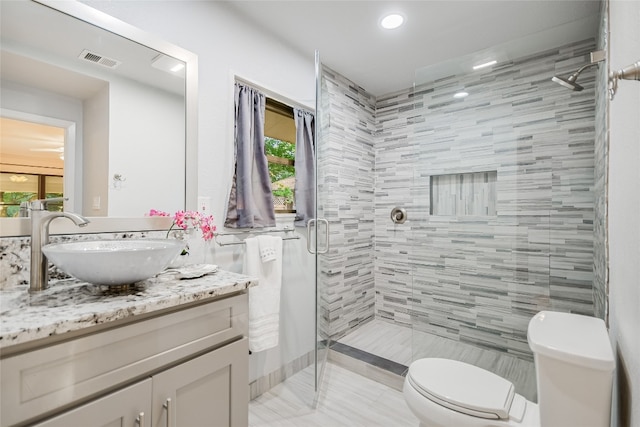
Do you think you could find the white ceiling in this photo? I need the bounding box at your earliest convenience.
[223,0,602,96]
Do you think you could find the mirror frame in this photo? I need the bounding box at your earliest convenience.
[0,0,198,237]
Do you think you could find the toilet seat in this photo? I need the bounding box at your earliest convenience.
[407,358,516,420]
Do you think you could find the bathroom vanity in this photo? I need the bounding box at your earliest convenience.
[0,269,256,427]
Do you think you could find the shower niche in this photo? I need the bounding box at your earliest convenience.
[429,170,497,216]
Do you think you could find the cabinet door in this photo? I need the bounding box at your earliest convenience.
[33,378,152,427]
[151,338,248,427]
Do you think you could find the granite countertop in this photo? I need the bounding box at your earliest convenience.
[0,268,257,350]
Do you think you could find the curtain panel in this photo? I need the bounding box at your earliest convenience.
[225,83,276,228]
[293,108,315,227]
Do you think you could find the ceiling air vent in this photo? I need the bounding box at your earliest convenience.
[78,49,121,69]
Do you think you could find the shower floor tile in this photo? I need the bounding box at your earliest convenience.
[338,319,413,365]
[337,319,537,402]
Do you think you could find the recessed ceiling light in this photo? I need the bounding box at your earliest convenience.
[472,60,497,70]
[380,14,404,30]
[453,91,469,99]
[9,175,28,183]
[151,54,186,77]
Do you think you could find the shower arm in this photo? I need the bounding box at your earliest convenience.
[609,60,640,100]
[570,62,600,81]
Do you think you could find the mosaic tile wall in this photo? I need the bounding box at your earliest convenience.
[320,38,599,361]
[593,0,609,322]
[374,39,597,360]
[318,67,377,340]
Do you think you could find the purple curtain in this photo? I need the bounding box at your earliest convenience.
[293,108,315,227]
[225,83,275,228]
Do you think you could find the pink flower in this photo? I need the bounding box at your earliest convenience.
[150,209,216,242]
[173,210,189,230]
[148,209,170,217]
[199,216,217,241]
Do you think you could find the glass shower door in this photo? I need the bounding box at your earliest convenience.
[312,50,331,402]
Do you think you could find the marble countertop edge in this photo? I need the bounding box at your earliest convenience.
[0,269,258,350]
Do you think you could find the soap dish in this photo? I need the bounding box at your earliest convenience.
[163,264,218,280]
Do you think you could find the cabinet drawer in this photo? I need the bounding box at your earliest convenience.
[1,293,247,427]
[32,379,152,427]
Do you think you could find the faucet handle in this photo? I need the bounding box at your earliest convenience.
[19,201,30,217]
[29,197,68,211]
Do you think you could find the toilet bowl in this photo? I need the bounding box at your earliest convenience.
[403,357,539,427]
[403,311,615,427]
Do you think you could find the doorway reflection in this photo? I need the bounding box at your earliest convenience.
[0,117,65,217]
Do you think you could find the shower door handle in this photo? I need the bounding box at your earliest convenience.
[306,218,330,254]
[306,219,316,254]
[317,218,330,254]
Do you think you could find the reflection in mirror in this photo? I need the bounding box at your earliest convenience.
[0,0,194,221]
[0,115,67,217]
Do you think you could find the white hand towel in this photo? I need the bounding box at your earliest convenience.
[244,235,283,352]
[258,237,277,263]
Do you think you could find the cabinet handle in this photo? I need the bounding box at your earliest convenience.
[135,412,145,426]
[163,398,172,427]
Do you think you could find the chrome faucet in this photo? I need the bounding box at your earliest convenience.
[29,198,90,293]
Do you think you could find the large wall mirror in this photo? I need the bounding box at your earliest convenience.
[0,0,197,236]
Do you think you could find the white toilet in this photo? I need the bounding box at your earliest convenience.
[403,311,615,427]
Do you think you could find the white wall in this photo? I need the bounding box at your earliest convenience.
[83,85,109,215]
[81,0,317,383]
[83,76,185,217]
[608,1,640,426]
[108,79,184,217]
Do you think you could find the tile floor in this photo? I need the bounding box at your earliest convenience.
[249,361,419,427]
[249,318,537,426]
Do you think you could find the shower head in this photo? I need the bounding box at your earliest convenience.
[551,62,599,91]
[552,74,584,91]
[552,51,606,91]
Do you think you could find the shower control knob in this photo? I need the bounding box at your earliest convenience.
[391,207,407,224]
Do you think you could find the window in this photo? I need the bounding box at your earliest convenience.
[264,97,296,213]
[0,172,63,217]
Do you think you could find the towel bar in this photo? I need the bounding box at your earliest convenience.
[214,227,300,246]
[215,235,300,247]
[215,226,295,237]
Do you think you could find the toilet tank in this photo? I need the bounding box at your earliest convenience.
[528,311,615,427]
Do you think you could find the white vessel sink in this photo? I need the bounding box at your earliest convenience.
[42,239,185,286]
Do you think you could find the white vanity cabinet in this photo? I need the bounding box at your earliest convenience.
[1,292,250,427]
[31,379,153,427]
[150,338,247,427]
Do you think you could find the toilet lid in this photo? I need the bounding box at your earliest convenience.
[407,358,515,420]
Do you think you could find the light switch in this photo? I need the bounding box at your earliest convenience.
[198,196,211,213]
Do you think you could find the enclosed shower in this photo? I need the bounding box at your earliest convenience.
[313,34,608,403]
